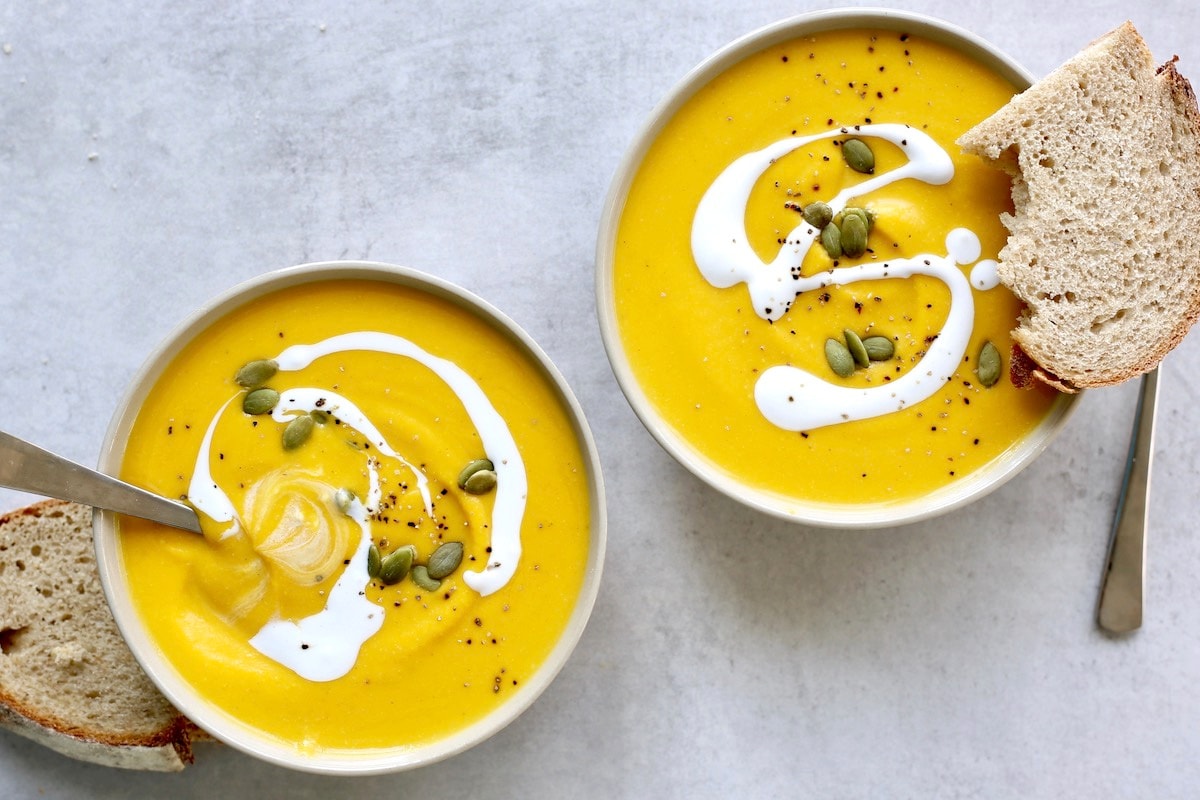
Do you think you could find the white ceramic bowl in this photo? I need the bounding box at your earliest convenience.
[94,261,606,774]
[595,8,1078,528]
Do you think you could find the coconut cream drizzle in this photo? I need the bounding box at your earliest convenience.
[249,486,382,682]
[691,123,999,430]
[186,331,527,681]
[274,333,527,598]
[187,397,239,527]
[270,388,435,517]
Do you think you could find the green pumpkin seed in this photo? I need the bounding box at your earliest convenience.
[977,341,1002,387]
[862,336,895,361]
[334,487,356,515]
[379,545,415,585]
[840,213,868,258]
[309,409,331,425]
[411,565,442,593]
[367,543,382,579]
[842,138,875,174]
[825,338,855,378]
[427,542,464,580]
[802,201,833,229]
[844,330,870,368]
[457,458,494,489]
[464,469,498,495]
[820,222,842,259]
[242,388,280,416]
[235,359,278,390]
[282,414,315,450]
[840,206,874,232]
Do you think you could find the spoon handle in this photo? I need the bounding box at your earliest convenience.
[0,430,202,534]
[1097,368,1159,634]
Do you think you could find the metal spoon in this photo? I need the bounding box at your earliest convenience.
[0,430,202,534]
[1097,368,1159,634]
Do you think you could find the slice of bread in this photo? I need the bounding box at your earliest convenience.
[0,499,198,771]
[958,21,1200,392]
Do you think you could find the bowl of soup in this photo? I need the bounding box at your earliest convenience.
[596,8,1078,527]
[93,262,606,773]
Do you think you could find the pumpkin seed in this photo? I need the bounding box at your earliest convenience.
[282,414,315,450]
[842,138,875,174]
[367,543,381,579]
[235,359,278,390]
[242,387,280,416]
[411,565,442,593]
[840,206,874,232]
[464,469,498,495]
[862,336,895,361]
[427,542,464,580]
[820,222,842,259]
[825,338,855,378]
[457,458,494,489]
[334,487,356,515]
[309,409,331,425]
[977,341,1002,387]
[840,213,868,258]
[844,330,870,368]
[379,545,415,585]
[802,201,833,229]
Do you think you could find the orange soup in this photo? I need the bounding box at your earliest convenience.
[118,278,593,755]
[611,27,1062,507]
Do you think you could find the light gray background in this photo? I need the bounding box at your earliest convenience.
[2,1,1198,797]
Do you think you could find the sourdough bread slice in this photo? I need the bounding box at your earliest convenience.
[0,499,197,771]
[958,21,1200,392]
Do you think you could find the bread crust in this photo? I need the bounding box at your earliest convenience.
[0,701,195,771]
[0,499,196,771]
[1147,54,1200,377]
[1009,343,1075,393]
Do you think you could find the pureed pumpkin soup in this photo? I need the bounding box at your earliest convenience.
[601,15,1074,523]
[103,266,602,770]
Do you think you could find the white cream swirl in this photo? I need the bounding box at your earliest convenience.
[242,468,354,583]
[249,487,382,682]
[273,332,527,596]
[691,124,998,430]
[186,331,527,682]
[754,230,982,430]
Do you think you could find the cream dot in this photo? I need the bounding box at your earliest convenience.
[945,227,981,265]
[970,259,1000,291]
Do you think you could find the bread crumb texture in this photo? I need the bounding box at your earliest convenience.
[959,22,1200,390]
[0,500,195,770]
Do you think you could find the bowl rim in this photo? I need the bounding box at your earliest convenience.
[93,260,608,774]
[594,7,1080,528]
